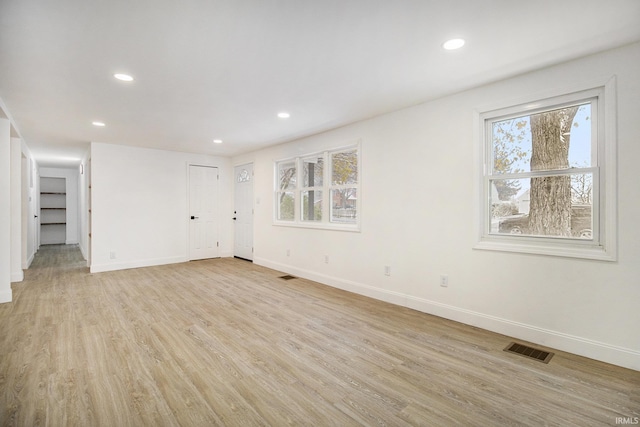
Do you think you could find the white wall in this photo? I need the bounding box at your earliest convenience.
[90,143,232,273]
[78,150,90,263]
[0,118,12,303]
[40,167,79,245]
[233,42,640,371]
[10,137,22,282]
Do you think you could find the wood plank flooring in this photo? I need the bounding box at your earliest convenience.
[1,245,638,426]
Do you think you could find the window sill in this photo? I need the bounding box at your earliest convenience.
[273,220,361,233]
[474,236,616,261]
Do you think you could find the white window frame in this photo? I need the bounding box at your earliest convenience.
[473,77,617,261]
[300,153,325,223]
[275,159,297,222]
[274,142,361,232]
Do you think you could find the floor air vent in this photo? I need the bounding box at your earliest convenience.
[279,275,296,281]
[504,342,554,364]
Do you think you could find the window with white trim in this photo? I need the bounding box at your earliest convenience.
[275,144,360,230]
[475,80,616,260]
[276,160,296,221]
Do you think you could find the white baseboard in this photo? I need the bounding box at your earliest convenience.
[26,252,34,268]
[254,257,640,372]
[90,252,234,273]
[90,256,188,273]
[0,289,12,304]
[11,270,24,283]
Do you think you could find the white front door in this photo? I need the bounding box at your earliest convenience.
[234,164,253,261]
[189,165,219,260]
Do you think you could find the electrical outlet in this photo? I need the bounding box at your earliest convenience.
[324,255,329,264]
[286,249,290,257]
[440,274,449,287]
[110,251,116,260]
[384,266,391,276]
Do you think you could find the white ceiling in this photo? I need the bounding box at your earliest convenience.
[1,0,639,167]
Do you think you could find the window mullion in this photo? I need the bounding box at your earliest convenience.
[592,97,599,171]
[295,157,301,221]
[322,151,329,222]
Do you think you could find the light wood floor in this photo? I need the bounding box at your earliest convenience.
[1,245,638,426]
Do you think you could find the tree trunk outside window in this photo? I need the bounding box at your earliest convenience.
[529,107,578,236]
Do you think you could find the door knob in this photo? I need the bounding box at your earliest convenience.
[190,215,198,220]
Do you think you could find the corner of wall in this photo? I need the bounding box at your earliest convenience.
[0,288,12,304]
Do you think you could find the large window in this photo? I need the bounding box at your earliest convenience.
[275,144,360,230]
[475,80,616,260]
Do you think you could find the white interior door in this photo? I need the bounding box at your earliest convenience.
[234,164,254,261]
[189,165,219,260]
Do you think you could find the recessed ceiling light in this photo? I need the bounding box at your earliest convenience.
[92,121,106,127]
[213,139,223,144]
[442,38,465,50]
[277,112,291,119]
[114,73,134,82]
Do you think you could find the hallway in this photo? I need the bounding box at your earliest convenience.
[24,244,88,280]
